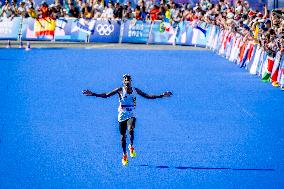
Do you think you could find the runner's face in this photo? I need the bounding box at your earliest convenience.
[123,78,131,88]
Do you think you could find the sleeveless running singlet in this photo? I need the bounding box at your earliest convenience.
[118,87,137,122]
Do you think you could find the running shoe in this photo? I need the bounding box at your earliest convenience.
[128,144,136,158]
[122,154,128,166]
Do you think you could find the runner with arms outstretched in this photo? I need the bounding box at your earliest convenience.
[82,74,172,166]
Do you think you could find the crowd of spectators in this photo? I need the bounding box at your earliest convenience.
[199,1,284,71]
[0,0,150,20]
[0,0,283,55]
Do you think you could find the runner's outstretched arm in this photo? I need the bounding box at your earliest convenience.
[135,88,172,99]
[82,88,121,98]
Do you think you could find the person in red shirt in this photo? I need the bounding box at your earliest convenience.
[38,1,50,18]
[149,5,159,21]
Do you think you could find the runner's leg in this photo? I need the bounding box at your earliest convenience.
[119,120,128,154]
[127,117,136,146]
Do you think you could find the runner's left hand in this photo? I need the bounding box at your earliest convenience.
[163,91,172,97]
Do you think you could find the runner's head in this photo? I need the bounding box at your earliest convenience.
[123,74,132,87]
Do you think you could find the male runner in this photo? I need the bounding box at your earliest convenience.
[82,74,172,166]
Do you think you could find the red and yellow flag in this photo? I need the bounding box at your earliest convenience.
[34,17,56,37]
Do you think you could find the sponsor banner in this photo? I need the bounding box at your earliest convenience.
[0,17,22,40]
[175,21,192,45]
[21,18,38,40]
[250,45,262,74]
[148,21,175,45]
[89,20,121,43]
[121,20,151,44]
[54,18,87,42]
[74,18,96,35]
[21,17,55,40]
[258,50,267,77]
[206,24,217,48]
[185,21,194,45]
[191,22,208,47]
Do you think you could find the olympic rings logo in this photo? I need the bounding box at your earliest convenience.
[96,24,114,36]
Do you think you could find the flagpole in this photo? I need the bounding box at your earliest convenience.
[147,20,154,45]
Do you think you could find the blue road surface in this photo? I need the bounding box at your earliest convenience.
[0,48,284,188]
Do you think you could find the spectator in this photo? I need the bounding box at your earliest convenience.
[140,6,147,20]
[235,0,242,14]
[25,0,35,9]
[0,0,13,18]
[18,2,29,17]
[164,4,170,22]
[157,5,165,20]
[82,2,93,19]
[76,0,83,10]
[10,0,18,18]
[134,5,141,20]
[93,0,104,18]
[264,19,272,30]
[149,4,159,21]
[68,2,80,18]
[27,6,37,18]
[113,2,123,19]
[53,0,64,18]
[38,1,50,18]
[102,2,114,19]
[122,2,133,19]
[63,0,74,13]
[145,0,153,13]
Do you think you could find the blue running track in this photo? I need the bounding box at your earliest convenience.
[0,48,284,188]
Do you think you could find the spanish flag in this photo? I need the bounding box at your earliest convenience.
[34,17,56,38]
